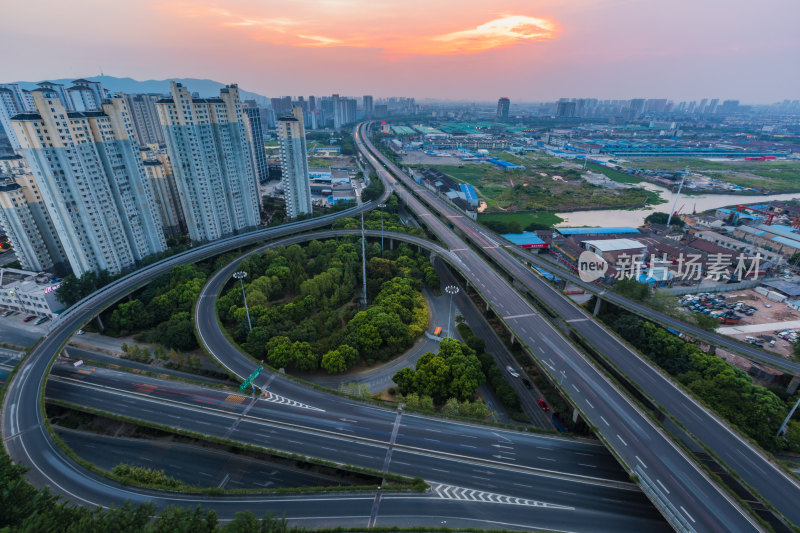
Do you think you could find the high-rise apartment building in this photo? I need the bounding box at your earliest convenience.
[277,107,312,219]
[556,100,576,118]
[67,79,104,112]
[156,82,260,243]
[243,100,269,183]
[123,93,165,146]
[363,95,373,118]
[0,88,23,152]
[497,97,510,120]
[11,89,166,276]
[0,155,67,273]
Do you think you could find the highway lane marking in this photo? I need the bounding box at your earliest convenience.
[566,318,588,323]
[576,452,592,457]
[460,445,477,449]
[503,313,536,320]
[536,457,556,462]
[577,463,596,468]
[217,473,230,488]
[600,416,609,426]
[53,378,631,490]
[680,506,696,523]
[635,456,647,469]
[585,400,594,409]
[616,435,627,446]
[571,384,579,393]
[656,479,670,494]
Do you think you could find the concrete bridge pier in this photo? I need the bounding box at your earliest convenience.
[593,297,603,317]
[788,375,800,395]
[95,315,104,332]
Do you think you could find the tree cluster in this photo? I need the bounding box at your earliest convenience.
[605,310,800,452]
[392,339,485,404]
[219,239,432,374]
[104,264,206,351]
[645,211,686,227]
[0,453,296,532]
[360,174,385,202]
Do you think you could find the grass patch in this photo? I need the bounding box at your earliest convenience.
[478,211,563,227]
[586,162,643,184]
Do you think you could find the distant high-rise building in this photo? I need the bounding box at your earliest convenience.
[721,100,740,114]
[123,93,165,146]
[698,98,708,114]
[156,82,261,243]
[243,100,269,183]
[67,79,105,111]
[332,94,342,129]
[496,97,510,120]
[35,81,72,111]
[277,107,312,219]
[0,155,67,273]
[556,101,576,118]
[628,98,646,119]
[12,89,166,276]
[707,98,720,114]
[363,95,373,118]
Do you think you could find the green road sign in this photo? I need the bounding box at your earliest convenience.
[240,365,263,392]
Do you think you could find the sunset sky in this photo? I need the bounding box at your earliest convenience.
[3,0,799,102]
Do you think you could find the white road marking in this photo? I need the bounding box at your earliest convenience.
[680,506,696,523]
[635,456,647,469]
[571,384,579,393]
[585,400,594,409]
[600,416,609,426]
[656,479,670,494]
[431,483,573,509]
[616,435,627,446]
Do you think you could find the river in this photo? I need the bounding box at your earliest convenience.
[555,183,800,227]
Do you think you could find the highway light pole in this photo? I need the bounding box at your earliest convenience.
[445,285,459,341]
[233,271,252,332]
[361,213,368,308]
[377,203,387,256]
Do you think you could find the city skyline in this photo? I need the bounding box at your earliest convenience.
[2,1,798,103]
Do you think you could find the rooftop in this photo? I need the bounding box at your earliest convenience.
[583,238,646,252]
[558,226,640,236]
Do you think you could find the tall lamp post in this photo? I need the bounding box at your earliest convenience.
[377,203,387,256]
[233,271,252,332]
[444,285,460,341]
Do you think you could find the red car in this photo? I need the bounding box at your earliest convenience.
[537,398,550,411]
[23,315,36,322]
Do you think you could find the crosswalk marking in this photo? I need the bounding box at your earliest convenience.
[430,483,574,509]
[262,391,325,412]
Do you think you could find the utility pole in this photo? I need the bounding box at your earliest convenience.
[777,396,800,437]
[361,212,368,308]
[233,271,252,332]
[377,203,387,256]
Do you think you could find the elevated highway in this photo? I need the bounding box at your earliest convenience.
[356,122,799,529]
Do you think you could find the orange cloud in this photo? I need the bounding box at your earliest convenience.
[154,3,557,56]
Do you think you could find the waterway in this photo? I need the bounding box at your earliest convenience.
[555,182,800,227]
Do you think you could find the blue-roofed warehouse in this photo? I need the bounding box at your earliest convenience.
[459,183,479,207]
[557,227,640,237]
[501,232,548,250]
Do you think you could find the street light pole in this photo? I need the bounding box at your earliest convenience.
[444,285,459,341]
[233,271,252,332]
[377,203,387,256]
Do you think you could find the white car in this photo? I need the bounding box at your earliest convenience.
[505,365,520,378]
[76,329,85,335]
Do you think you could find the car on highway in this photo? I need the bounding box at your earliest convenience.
[537,398,550,411]
[23,315,36,322]
[522,378,532,389]
[76,329,85,335]
[505,365,520,378]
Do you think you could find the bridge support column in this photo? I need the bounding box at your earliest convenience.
[708,345,716,355]
[572,408,580,424]
[510,333,515,345]
[95,315,104,332]
[593,297,602,317]
[788,375,800,395]
[390,239,394,250]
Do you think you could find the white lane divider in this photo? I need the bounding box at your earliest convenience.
[431,483,574,510]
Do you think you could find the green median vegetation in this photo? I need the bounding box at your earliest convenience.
[598,307,800,453]
[218,238,436,373]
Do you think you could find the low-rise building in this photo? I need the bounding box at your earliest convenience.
[0,267,64,317]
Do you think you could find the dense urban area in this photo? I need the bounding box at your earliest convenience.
[1,75,800,533]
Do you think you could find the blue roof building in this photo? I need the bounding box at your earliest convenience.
[501,232,548,249]
[459,183,479,207]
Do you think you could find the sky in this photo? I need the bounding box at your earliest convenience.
[3,0,799,102]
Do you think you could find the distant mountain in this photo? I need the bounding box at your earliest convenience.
[9,76,270,105]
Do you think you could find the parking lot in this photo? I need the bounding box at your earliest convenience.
[0,310,50,347]
[682,289,800,358]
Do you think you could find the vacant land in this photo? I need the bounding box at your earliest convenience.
[420,151,662,215]
[586,162,643,184]
[478,211,564,227]
[624,158,800,193]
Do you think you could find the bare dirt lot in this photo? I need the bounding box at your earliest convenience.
[715,289,800,358]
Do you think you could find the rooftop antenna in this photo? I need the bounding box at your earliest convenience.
[666,166,689,226]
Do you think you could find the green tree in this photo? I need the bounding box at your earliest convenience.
[321,349,346,373]
[392,367,416,395]
[614,278,651,301]
[338,344,359,367]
